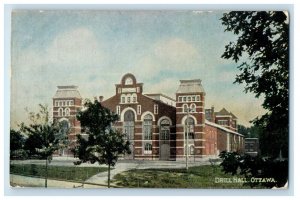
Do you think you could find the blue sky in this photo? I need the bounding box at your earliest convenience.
[10,10,265,128]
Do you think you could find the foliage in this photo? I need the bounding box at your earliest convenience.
[10,164,107,183]
[72,99,131,187]
[19,104,69,187]
[221,11,289,158]
[219,151,288,188]
[237,124,261,138]
[10,129,27,159]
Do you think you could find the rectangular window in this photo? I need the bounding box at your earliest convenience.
[70,100,74,106]
[133,97,136,103]
[127,97,130,103]
[137,105,141,115]
[196,95,200,101]
[118,88,121,94]
[192,96,195,102]
[122,97,125,103]
[178,96,182,102]
[137,87,140,93]
[154,104,158,114]
[187,96,191,102]
[183,97,187,102]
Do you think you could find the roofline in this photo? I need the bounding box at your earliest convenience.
[205,120,244,137]
[144,93,176,102]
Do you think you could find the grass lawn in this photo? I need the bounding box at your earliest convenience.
[10,164,108,182]
[112,165,266,188]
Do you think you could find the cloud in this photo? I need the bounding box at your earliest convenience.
[131,38,204,81]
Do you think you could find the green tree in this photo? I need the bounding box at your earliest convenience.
[221,11,289,158]
[73,99,131,188]
[10,129,26,159]
[21,104,69,187]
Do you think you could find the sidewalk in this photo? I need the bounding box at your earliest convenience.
[10,174,106,188]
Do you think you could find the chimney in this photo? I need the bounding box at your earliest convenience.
[211,105,215,122]
[99,96,104,102]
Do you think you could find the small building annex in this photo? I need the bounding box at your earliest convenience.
[52,73,244,160]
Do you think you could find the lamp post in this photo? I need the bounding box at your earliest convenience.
[185,108,190,171]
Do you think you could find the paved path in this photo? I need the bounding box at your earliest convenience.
[11,156,220,188]
[86,158,217,186]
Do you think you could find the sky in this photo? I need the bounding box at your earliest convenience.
[10,10,266,128]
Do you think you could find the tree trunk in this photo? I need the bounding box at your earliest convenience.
[107,164,111,188]
[45,157,48,188]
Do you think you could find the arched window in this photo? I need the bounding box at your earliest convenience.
[65,108,70,116]
[143,114,152,140]
[190,145,195,155]
[58,108,63,117]
[185,117,195,139]
[190,103,196,113]
[59,119,69,136]
[160,119,170,141]
[124,110,135,140]
[183,104,188,113]
[144,143,152,154]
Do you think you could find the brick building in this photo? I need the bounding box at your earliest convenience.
[52,73,244,160]
[52,86,82,156]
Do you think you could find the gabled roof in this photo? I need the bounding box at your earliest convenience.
[216,108,231,116]
[176,79,205,94]
[230,112,238,119]
[205,120,243,137]
[53,86,82,99]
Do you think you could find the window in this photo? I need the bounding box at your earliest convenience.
[185,117,195,139]
[65,108,70,116]
[58,108,63,117]
[124,110,135,140]
[137,105,141,115]
[178,96,182,102]
[190,104,196,113]
[218,120,228,126]
[160,119,170,141]
[70,100,74,106]
[196,95,200,101]
[118,88,121,94]
[154,104,158,114]
[187,96,191,102]
[137,87,140,93]
[121,96,125,103]
[183,97,187,102]
[143,114,152,140]
[127,97,130,103]
[116,106,121,115]
[144,143,152,154]
[125,77,133,85]
[190,145,195,155]
[192,96,195,102]
[183,104,188,113]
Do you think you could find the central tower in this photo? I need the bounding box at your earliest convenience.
[175,79,206,160]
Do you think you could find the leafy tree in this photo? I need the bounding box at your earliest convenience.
[10,129,27,159]
[21,104,69,187]
[237,124,260,138]
[73,99,131,188]
[219,151,288,188]
[221,11,289,158]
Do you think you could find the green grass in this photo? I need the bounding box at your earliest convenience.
[112,165,266,188]
[10,164,108,182]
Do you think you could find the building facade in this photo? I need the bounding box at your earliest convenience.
[52,73,244,160]
[52,85,82,156]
